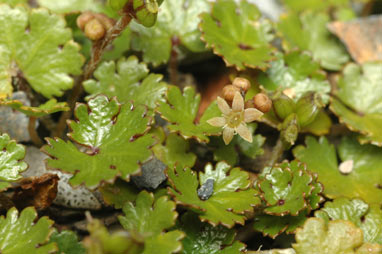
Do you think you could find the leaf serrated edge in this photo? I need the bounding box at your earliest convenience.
[258,164,319,216]
[329,97,382,147]
[198,1,276,71]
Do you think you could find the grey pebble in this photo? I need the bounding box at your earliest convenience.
[132,157,167,189]
[197,179,214,201]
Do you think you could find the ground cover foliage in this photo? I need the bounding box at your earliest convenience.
[0,0,381,253]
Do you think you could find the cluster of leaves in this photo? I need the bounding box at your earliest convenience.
[0,0,381,253]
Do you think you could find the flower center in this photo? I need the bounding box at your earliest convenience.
[226,111,244,128]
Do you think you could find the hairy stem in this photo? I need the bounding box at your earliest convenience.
[54,5,133,138]
[267,136,286,166]
[168,36,180,85]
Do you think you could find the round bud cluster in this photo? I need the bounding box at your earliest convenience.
[77,12,115,41]
[221,77,272,114]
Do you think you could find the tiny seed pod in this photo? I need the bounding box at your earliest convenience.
[222,85,240,102]
[232,77,251,92]
[84,18,106,41]
[93,13,115,31]
[76,12,95,30]
[295,93,321,127]
[253,93,272,113]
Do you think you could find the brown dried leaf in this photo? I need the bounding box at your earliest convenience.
[12,173,58,210]
[328,15,382,63]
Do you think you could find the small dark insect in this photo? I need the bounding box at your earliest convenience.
[197,179,214,201]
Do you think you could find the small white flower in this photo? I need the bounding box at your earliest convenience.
[207,92,263,145]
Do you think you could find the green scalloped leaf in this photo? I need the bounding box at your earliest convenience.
[119,191,178,236]
[153,133,196,169]
[0,98,69,117]
[283,0,349,12]
[167,161,260,228]
[84,56,167,110]
[200,0,275,70]
[49,230,85,254]
[99,179,139,209]
[84,219,143,254]
[157,86,221,143]
[315,198,382,244]
[179,212,246,254]
[130,0,210,66]
[277,11,349,71]
[0,207,57,253]
[258,161,323,216]
[294,136,382,204]
[119,191,184,254]
[0,133,27,190]
[253,211,307,239]
[330,62,382,146]
[43,95,155,189]
[258,51,331,104]
[0,5,84,99]
[293,218,382,254]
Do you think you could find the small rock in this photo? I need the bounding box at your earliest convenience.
[0,91,31,142]
[24,146,102,210]
[132,158,167,189]
[339,159,354,174]
[197,179,214,200]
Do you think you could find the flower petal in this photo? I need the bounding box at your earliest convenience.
[244,108,263,122]
[232,92,244,112]
[237,124,252,143]
[207,117,226,127]
[217,96,231,115]
[223,127,234,145]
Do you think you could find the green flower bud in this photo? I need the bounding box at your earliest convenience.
[133,0,159,27]
[273,94,295,121]
[281,113,299,145]
[295,92,323,127]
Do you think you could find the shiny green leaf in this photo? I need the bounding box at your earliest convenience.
[153,133,196,169]
[130,0,210,66]
[0,207,57,254]
[200,0,275,70]
[119,191,184,254]
[294,136,382,204]
[179,212,246,254]
[167,162,261,228]
[49,230,85,254]
[258,51,331,104]
[277,11,349,70]
[258,161,323,215]
[253,211,307,239]
[84,56,167,110]
[330,62,382,146]
[0,5,84,99]
[315,198,382,244]
[157,86,221,143]
[43,95,155,189]
[0,133,27,190]
[293,218,382,254]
